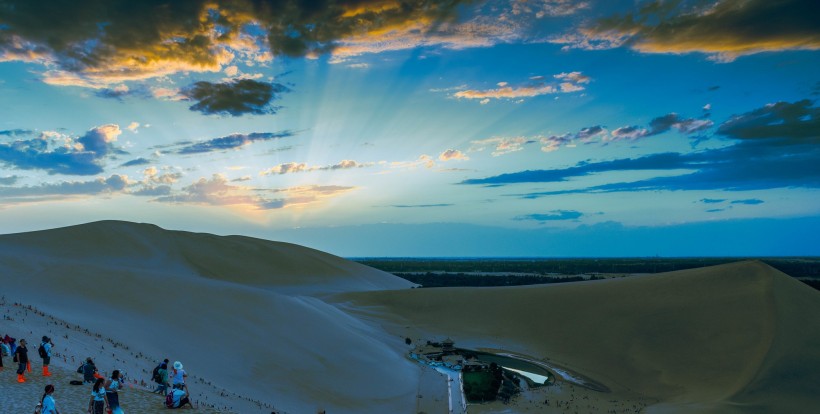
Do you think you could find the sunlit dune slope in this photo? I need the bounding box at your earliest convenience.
[0,220,418,414]
[333,260,820,412]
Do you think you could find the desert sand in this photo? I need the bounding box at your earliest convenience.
[2,220,819,413]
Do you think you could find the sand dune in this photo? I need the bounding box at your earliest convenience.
[2,221,819,413]
[1,221,420,414]
[334,260,820,413]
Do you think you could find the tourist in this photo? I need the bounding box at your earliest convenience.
[41,335,54,376]
[105,369,126,414]
[153,361,170,394]
[169,387,194,409]
[14,338,28,383]
[41,384,61,414]
[88,378,109,414]
[171,361,188,393]
[82,357,101,383]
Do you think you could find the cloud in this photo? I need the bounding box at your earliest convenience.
[390,203,454,208]
[95,85,150,100]
[0,0,469,87]
[126,122,140,133]
[453,72,590,102]
[463,100,820,194]
[699,198,726,204]
[0,129,33,137]
[575,125,607,142]
[731,198,764,205]
[0,175,128,205]
[514,210,583,222]
[552,0,820,61]
[511,0,590,18]
[608,113,714,142]
[181,79,290,116]
[470,136,537,156]
[121,158,152,167]
[0,124,124,175]
[716,99,819,142]
[178,131,295,154]
[260,159,373,175]
[0,175,20,185]
[439,149,469,161]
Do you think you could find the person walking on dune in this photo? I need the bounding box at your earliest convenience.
[41,384,61,414]
[88,378,109,414]
[171,361,188,394]
[13,338,28,382]
[152,361,169,394]
[40,335,54,376]
[105,369,126,414]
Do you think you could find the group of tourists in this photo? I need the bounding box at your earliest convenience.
[151,358,194,409]
[2,333,194,411]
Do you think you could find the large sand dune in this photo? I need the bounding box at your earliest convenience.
[335,260,820,413]
[2,221,819,413]
[1,221,419,414]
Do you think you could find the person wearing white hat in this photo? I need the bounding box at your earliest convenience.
[171,361,188,394]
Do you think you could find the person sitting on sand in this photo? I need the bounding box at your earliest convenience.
[171,361,188,393]
[41,335,54,376]
[41,384,61,414]
[105,369,126,414]
[168,387,194,409]
[88,378,110,414]
[14,338,28,383]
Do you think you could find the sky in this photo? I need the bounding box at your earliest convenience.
[0,0,818,257]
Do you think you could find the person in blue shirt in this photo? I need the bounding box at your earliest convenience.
[41,384,61,414]
[41,335,54,376]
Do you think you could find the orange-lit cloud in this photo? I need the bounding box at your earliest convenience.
[438,149,469,161]
[260,159,374,176]
[552,0,820,61]
[453,72,590,102]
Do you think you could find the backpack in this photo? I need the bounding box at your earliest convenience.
[152,364,162,383]
[165,392,175,408]
[38,344,47,358]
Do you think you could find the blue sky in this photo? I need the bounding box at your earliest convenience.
[0,0,818,256]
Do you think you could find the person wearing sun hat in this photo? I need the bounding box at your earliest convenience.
[171,361,188,394]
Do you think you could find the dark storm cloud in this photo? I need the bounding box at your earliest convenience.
[514,210,583,222]
[121,157,152,167]
[177,131,295,154]
[563,0,820,61]
[181,79,290,116]
[462,100,820,195]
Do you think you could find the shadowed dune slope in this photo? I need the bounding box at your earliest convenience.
[0,221,418,414]
[333,260,820,412]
